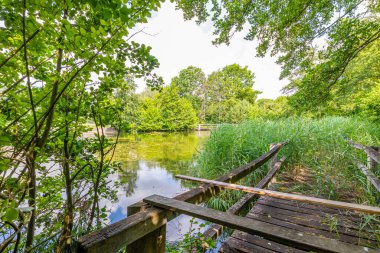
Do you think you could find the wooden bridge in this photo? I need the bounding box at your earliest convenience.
[76,140,380,253]
[195,124,221,131]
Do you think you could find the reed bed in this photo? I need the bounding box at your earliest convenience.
[192,117,380,210]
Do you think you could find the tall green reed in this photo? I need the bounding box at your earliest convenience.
[192,117,380,210]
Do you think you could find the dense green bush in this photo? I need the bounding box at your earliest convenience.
[192,117,380,210]
[137,85,198,131]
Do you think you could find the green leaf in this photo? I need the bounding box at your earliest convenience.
[80,27,87,36]
[0,135,10,144]
[3,207,18,222]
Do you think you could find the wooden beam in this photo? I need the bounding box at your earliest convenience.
[175,175,380,215]
[76,142,288,253]
[344,137,380,164]
[143,195,378,253]
[202,156,286,240]
[357,162,380,192]
[126,204,166,253]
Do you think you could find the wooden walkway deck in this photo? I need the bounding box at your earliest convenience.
[221,196,379,252]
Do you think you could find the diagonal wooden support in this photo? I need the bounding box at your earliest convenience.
[202,156,287,240]
[357,162,380,192]
[143,195,378,253]
[176,175,380,214]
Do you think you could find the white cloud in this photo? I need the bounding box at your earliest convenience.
[133,2,288,99]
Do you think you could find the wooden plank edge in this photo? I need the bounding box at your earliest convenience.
[175,175,380,215]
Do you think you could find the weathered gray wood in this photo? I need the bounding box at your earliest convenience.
[76,142,288,253]
[345,137,380,164]
[76,209,168,253]
[230,231,309,253]
[368,153,378,172]
[143,195,378,253]
[175,175,380,214]
[202,156,286,240]
[357,162,380,192]
[126,205,166,253]
[220,237,273,253]
[126,224,166,253]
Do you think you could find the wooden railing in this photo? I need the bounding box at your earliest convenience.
[76,142,288,253]
[345,137,380,192]
[195,124,221,131]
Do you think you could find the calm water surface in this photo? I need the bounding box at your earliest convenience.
[104,131,209,241]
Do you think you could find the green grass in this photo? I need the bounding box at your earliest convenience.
[192,117,380,210]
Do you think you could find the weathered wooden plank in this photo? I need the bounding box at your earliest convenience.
[258,196,361,219]
[76,143,287,253]
[175,175,380,214]
[246,211,379,248]
[345,138,380,165]
[248,204,377,243]
[221,237,275,253]
[203,156,286,240]
[255,198,366,228]
[143,194,378,253]
[231,231,309,253]
[76,208,168,253]
[357,162,380,192]
[126,205,166,253]
[257,197,375,231]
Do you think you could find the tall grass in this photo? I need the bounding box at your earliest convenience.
[192,117,380,210]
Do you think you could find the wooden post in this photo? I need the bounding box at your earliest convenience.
[368,146,379,171]
[268,144,278,186]
[126,203,166,253]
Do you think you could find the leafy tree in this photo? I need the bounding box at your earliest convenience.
[204,64,259,123]
[158,85,198,131]
[138,97,163,131]
[171,66,206,97]
[206,98,254,123]
[137,86,198,131]
[112,77,140,131]
[251,96,293,119]
[171,66,206,121]
[360,86,380,122]
[0,0,163,252]
[287,39,380,119]
[174,0,380,109]
[206,64,257,102]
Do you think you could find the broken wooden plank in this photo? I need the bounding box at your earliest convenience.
[143,195,378,253]
[175,175,380,214]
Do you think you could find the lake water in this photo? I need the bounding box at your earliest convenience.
[103,131,210,241]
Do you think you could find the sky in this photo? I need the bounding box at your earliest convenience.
[133,2,288,99]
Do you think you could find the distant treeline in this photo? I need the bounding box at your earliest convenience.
[118,51,380,132]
